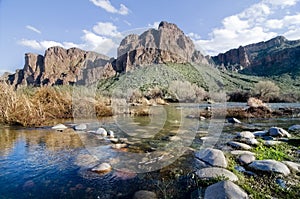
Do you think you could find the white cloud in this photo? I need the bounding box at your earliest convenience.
[18,21,120,57]
[80,30,117,54]
[263,0,299,7]
[89,0,129,15]
[148,21,160,29]
[123,20,131,26]
[26,25,41,34]
[92,22,122,38]
[194,0,300,55]
[188,32,201,40]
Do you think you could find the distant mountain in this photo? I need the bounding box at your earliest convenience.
[212,36,300,76]
[5,21,210,88]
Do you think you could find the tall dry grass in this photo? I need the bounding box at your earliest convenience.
[0,83,112,126]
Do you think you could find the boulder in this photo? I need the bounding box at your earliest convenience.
[204,181,249,199]
[195,148,228,168]
[248,160,290,176]
[196,167,238,182]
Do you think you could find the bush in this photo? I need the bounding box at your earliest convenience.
[252,81,280,102]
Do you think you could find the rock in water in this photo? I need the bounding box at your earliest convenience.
[204,180,249,199]
[133,190,157,199]
[74,124,87,131]
[52,124,68,131]
[94,128,107,136]
[195,148,228,168]
[91,163,112,174]
[227,118,242,124]
[249,160,290,176]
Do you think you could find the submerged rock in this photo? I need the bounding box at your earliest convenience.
[249,160,290,176]
[91,163,112,174]
[204,180,249,199]
[133,190,157,199]
[195,148,227,168]
[196,167,238,182]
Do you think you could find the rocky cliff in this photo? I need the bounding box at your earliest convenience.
[114,21,209,72]
[212,36,300,76]
[5,21,209,87]
[7,47,115,87]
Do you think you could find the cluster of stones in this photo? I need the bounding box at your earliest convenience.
[194,122,300,198]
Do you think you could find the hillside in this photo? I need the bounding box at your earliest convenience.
[212,36,300,76]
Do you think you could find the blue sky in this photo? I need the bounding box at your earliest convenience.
[1,0,300,74]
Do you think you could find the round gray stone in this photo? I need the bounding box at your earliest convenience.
[195,148,228,168]
[249,160,290,176]
[204,180,249,199]
[268,127,291,138]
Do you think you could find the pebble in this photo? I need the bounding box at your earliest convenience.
[74,124,87,131]
[91,163,112,174]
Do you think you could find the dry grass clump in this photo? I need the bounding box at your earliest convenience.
[0,83,113,126]
[247,97,267,108]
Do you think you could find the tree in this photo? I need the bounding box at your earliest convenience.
[252,81,280,101]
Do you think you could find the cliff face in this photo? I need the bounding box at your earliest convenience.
[7,47,115,87]
[212,36,300,76]
[115,21,209,72]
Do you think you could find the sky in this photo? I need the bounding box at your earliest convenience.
[0,0,300,74]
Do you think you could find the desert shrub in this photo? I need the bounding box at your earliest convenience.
[252,81,280,102]
[168,80,206,102]
[144,86,163,99]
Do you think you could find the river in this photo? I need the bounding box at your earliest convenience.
[0,103,299,198]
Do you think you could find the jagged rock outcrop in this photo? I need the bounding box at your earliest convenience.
[115,21,209,72]
[212,36,300,75]
[7,47,115,87]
